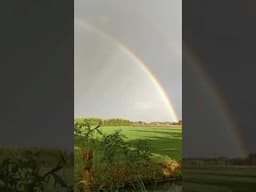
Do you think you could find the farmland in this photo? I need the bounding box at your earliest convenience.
[183,167,256,192]
[99,126,181,161]
[74,120,182,191]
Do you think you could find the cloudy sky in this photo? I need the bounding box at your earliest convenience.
[74,0,181,122]
[183,1,256,158]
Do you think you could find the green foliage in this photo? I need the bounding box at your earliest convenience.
[0,149,73,192]
[74,117,181,127]
[93,130,154,191]
[101,125,182,161]
[100,130,129,164]
[103,119,132,126]
[0,148,73,168]
[74,121,158,191]
[74,119,102,146]
[74,119,182,191]
[75,117,103,127]
[131,139,151,166]
[75,117,132,126]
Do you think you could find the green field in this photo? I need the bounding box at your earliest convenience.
[183,167,256,192]
[74,125,182,190]
[100,126,181,161]
[74,125,181,163]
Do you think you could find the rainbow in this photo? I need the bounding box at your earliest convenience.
[183,44,247,157]
[75,17,179,123]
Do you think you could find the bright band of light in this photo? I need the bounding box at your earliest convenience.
[75,17,179,122]
[184,44,247,157]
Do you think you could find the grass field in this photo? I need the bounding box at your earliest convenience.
[100,125,181,161]
[74,125,181,164]
[74,125,182,190]
[183,167,256,192]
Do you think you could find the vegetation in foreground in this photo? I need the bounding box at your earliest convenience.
[0,148,73,191]
[74,118,182,192]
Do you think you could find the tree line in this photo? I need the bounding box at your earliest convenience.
[74,117,181,126]
[183,153,256,167]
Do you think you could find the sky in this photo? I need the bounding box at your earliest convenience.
[183,0,256,157]
[74,0,182,122]
[2,0,74,151]
[2,0,255,157]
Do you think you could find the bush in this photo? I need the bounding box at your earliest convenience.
[0,149,73,192]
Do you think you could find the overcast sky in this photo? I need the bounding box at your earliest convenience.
[74,0,181,122]
[183,1,256,157]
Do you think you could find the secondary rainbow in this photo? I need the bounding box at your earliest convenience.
[183,44,247,157]
[75,17,179,123]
